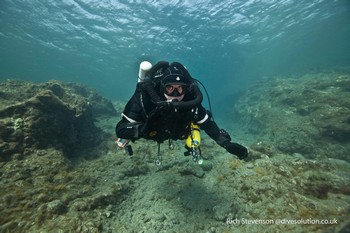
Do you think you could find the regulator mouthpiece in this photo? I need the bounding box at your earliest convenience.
[138,61,152,82]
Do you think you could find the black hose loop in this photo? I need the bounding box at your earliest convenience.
[142,80,160,103]
[171,84,203,109]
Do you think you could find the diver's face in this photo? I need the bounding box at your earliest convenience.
[165,84,184,96]
[164,84,185,101]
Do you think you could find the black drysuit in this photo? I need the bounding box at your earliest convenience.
[116,83,221,142]
[115,82,248,159]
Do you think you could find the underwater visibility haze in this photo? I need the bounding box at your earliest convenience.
[1,0,349,103]
[0,0,350,232]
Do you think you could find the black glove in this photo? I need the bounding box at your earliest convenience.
[215,129,248,160]
[216,129,231,146]
[223,141,248,160]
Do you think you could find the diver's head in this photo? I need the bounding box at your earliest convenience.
[161,65,191,101]
[164,84,185,101]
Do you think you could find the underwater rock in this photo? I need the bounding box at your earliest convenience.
[178,164,205,178]
[337,221,350,233]
[122,163,150,177]
[213,203,237,221]
[201,160,213,171]
[0,80,117,160]
[47,200,67,215]
[1,74,349,233]
[89,183,126,209]
[234,71,350,161]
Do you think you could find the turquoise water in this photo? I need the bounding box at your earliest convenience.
[0,0,349,109]
[1,2,350,232]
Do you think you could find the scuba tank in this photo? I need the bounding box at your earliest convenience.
[186,123,201,148]
[184,123,203,165]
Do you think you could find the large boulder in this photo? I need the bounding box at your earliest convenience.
[234,71,350,161]
[0,80,117,160]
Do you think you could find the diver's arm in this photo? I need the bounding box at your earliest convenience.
[115,117,144,140]
[198,113,248,160]
[115,89,147,140]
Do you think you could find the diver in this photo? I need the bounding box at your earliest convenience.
[115,61,248,165]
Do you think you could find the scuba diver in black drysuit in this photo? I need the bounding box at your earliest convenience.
[115,61,248,165]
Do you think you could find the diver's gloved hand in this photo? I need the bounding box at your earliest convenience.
[223,141,248,160]
[216,129,248,160]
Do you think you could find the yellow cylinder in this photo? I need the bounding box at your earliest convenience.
[186,123,201,148]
